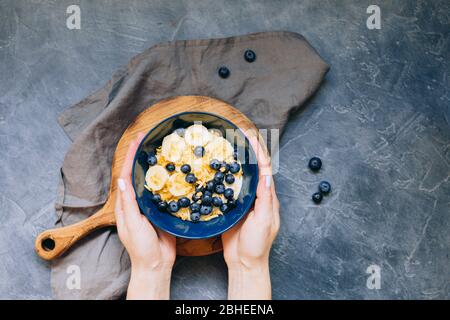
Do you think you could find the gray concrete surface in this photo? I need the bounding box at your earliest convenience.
[0,0,449,299]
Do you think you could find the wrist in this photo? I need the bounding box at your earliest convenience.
[127,264,173,300]
[226,255,269,273]
[227,260,271,300]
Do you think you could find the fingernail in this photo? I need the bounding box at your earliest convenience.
[118,178,126,191]
[265,175,271,188]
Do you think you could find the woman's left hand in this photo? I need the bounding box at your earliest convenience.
[115,133,176,300]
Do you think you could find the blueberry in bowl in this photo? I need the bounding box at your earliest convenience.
[132,112,258,239]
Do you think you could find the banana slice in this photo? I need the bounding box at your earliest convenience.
[184,124,211,146]
[225,173,243,200]
[161,132,187,163]
[145,165,169,191]
[168,172,194,197]
[205,136,234,162]
[208,128,223,138]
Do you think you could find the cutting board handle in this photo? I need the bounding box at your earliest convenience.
[35,206,116,260]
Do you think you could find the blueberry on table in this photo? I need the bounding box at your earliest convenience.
[215,183,225,194]
[157,201,168,212]
[308,157,322,172]
[151,193,162,203]
[210,159,221,170]
[147,153,157,166]
[224,188,234,199]
[214,172,225,184]
[202,195,212,205]
[165,163,175,172]
[194,146,205,157]
[229,162,241,174]
[319,181,331,194]
[200,205,213,215]
[190,212,200,222]
[212,196,223,207]
[220,204,229,213]
[312,192,323,204]
[244,49,256,63]
[178,197,191,208]
[180,164,191,174]
[205,180,216,192]
[168,200,180,213]
[218,66,230,79]
[185,173,197,184]
[225,174,235,184]
[190,202,200,213]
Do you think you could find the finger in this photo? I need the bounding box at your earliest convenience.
[253,174,274,220]
[245,130,271,176]
[120,132,146,182]
[118,178,157,241]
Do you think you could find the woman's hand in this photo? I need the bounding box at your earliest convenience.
[115,133,176,300]
[222,133,280,300]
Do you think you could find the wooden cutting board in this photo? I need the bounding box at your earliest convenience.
[35,95,261,260]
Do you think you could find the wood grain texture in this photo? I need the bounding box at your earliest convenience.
[35,95,263,260]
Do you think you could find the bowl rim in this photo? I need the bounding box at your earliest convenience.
[131,111,259,239]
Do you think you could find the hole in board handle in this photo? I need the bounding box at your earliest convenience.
[41,238,56,251]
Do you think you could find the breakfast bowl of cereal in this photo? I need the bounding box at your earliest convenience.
[132,112,258,239]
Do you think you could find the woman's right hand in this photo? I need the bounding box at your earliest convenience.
[222,133,280,299]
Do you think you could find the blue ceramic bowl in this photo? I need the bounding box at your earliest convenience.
[132,112,259,239]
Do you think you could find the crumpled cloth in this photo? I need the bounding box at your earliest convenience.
[51,31,329,299]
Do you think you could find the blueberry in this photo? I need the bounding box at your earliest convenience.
[168,200,180,213]
[165,163,175,172]
[203,190,212,197]
[200,205,213,215]
[151,193,162,203]
[214,172,225,183]
[174,128,185,137]
[194,146,205,157]
[227,199,237,208]
[312,192,323,204]
[195,184,204,193]
[220,204,229,213]
[229,162,241,174]
[190,202,200,213]
[157,201,168,212]
[319,181,331,194]
[210,159,221,170]
[244,49,256,63]
[225,174,235,184]
[215,183,225,194]
[224,188,234,199]
[190,212,201,222]
[218,66,230,79]
[180,164,191,174]
[308,157,322,172]
[220,163,230,173]
[178,197,191,208]
[185,173,197,184]
[147,153,157,166]
[202,195,212,205]
[205,180,216,192]
[212,197,223,207]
